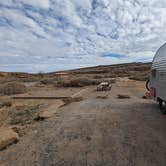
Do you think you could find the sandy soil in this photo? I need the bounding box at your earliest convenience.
[0,78,166,166]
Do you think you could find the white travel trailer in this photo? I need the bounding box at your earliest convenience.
[150,43,166,114]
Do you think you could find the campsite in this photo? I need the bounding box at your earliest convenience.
[0,63,166,166]
[0,0,166,165]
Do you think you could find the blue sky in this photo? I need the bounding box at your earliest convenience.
[0,0,166,73]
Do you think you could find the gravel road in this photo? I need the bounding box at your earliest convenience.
[0,79,166,166]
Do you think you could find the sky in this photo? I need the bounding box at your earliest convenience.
[0,0,166,73]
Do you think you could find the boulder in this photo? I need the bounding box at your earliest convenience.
[0,127,19,150]
[34,111,54,121]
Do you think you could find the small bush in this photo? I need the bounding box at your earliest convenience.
[10,104,41,125]
[104,79,116,84]
[56,78,100,87]
[20,77,39,82]
[40,78,55,85]
[40,77,61,85]
[93,75,103,79]
[0,82,27,95]
[129,74,148,81]
[0,101,12,108]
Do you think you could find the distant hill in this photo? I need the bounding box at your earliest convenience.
[0,62,151,82]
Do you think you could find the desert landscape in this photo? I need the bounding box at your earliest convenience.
[0,62,166,166]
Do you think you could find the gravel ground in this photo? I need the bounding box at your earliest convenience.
[0,79,166,166]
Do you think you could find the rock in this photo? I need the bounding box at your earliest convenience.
[34,111,54,121]
[0,127,19,150]
[50,100,65,108]
[117,94,131,99]
[40,111,54,118]
[35,100,65,120]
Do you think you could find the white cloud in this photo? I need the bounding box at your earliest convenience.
[0,0,166,72]
[0,0,50,9]
[128,51,155,61]
[20,0,50,9]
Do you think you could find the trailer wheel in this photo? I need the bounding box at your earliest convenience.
[159,100,166,114]
[146,79,150,91]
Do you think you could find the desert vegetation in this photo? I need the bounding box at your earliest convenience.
[9,104,42,126]
[1,62,166,166]
[0,62,151,151]
[0,82,27,95]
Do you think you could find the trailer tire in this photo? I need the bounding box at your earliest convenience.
[159,100,166,114]
[146,79,150,91]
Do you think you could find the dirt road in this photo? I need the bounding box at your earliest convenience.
[0,79,166,166]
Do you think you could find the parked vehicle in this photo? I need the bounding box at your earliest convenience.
[149,43,166,114]
[97,82,112,91]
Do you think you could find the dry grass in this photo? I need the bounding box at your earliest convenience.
[93,75,103,79]
[0,82,27,95]
[10,104,42,126]
[19,76,39,82]
[0,101,12,109]
[53,77,116,88]
[55,78,100,87]
[11,125,32,137]
[40,78,56,85]
[62,97,83,106]
[129,72,149,81]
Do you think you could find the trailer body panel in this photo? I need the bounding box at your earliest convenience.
[150,43,166,101]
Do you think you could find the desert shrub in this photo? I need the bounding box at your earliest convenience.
[103,74,117,78]
[132,66,151,72]
[0,77,19,84]
[93,75,103,79]
[0,101,12,108]
[40,76,61,85]
[10,104,41,125]
[129,73,149,81]
[0,82,27,95]
[20,77,39,82]
[55,78,100,87]
[103,79,116,84]
[40,78,55,85]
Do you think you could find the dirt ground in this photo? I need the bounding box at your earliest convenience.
[0,78,166,166]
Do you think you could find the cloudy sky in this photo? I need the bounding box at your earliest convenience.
[0,0,166,73]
